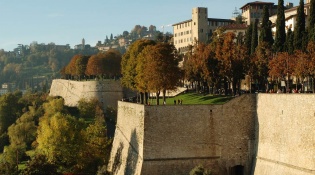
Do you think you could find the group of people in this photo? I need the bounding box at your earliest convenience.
[174,99,183,105]
[268,88,302,93]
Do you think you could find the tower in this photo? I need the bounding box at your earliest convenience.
[82,38,85,49]
[191,7,209,44]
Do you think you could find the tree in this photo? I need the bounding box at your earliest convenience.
[269,52,295,91]
[77,121,112,174]
[36,113,85,172]
[7,112,37,150]
[218,32,247,95]
[121,39,156,103]
[65,54,81,78]
[252,42,273,92]
[0,92,23,152]
[293,50,310,90]
[285,28,294,54]
[245,23,253,56]
[260,5,274,46]
[309,0,315,41]
[294,0,306,51]
[122,31,129,38]
[102,49,122,78]
[22,154,61,175]
[85,54,104,77]
[274,0,286,52]
[77,98,103,119]
[75,55,89,80]
[251,20,258,54]
[136,43,181,104]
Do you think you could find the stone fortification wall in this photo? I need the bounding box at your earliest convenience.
[107,102,145,175]
[108,94,257,175]
[49,79,123,108]
[254,94,315,175]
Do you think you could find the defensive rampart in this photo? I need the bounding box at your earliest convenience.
[107,94,315,175]
[254,94,315,175]
[49,79,123,108]
[107,94,257,175]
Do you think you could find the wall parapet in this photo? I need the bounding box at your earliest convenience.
[49,79,123,108]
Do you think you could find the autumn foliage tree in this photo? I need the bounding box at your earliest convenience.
[218,32,247,95]
[136,43,180,104]
[269,52,296,91]
[121,39,156,103]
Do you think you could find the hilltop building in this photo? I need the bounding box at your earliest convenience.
[240,1,277,25]
[270,0,311,33]
[172,7,234,54]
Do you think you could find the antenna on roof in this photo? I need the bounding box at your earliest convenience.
[232,7,241,18]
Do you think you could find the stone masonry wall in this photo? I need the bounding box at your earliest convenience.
[254,94,315,175]
[107,102,145,175]
[49,79,123,109]
[108,94,257,175]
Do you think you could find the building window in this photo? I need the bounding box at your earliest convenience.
[185,23,187,27]
[194,22,196,25]
[181,32,183,36]
[200,29,203,33]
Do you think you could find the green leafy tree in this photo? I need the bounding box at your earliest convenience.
[22,154,61,175]
[7,112,37,150]
[251,20,258,55]
[260,5,274,46]
[245,23,253,56]
[0,92,23,152]
[77,98,103,119]
[252,42,273,91]
[77,121,112,174]
[309,0,315,41]
[285,28,294,54]
[36,113,85,172]
[274,0,286,52]
[294,0,306,51]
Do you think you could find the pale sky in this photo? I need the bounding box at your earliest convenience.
[0,0,299,51]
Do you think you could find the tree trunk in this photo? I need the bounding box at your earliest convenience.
[139,92,144,104]
[162,89,166,104]
[144,92,148,105]
[154,91,160,105]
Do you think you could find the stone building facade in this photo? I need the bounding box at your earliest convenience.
[172,7,234,54]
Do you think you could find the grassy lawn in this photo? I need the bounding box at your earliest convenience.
[148,91,233,105]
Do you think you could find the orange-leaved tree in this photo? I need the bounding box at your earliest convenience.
[136,43,180,105]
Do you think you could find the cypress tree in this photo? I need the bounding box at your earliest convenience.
[245,23,253,56]
[274,0,286,52]
[294,0,306,50]
[260,5,274,45]
[309,0,315,41]
[285,28,294,54]
[309,0,315,29]
[251,20,258,54]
